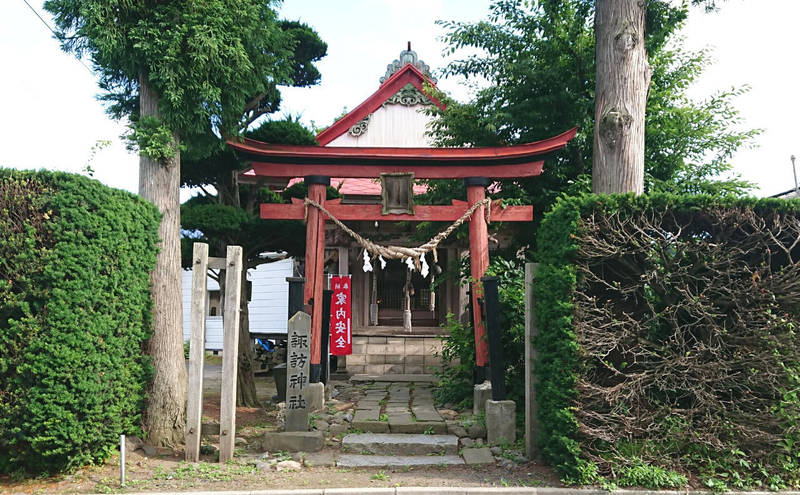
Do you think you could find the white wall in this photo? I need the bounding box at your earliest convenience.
[182,258,293,350]
[327,104,433,148]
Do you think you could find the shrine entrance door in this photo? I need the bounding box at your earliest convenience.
[376,258,438,327]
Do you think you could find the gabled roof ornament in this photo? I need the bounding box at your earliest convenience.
[380,42,437,84]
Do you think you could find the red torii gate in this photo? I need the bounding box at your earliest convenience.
[229,127,576,381]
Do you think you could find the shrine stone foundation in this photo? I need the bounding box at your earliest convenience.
[345,335,445,376]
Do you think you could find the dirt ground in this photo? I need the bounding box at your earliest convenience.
[0,364,562,494]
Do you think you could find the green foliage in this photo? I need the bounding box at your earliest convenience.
[433,313,475,409]
[535,193,800,487]
[434,257,527,412]
[427,0,758,254]
[44,0,302,153]
[153,461,255,481]
[281,180,342,203]
[180,118,327,265]
[124,115,182,163]
[0,169,160,474]
[614,458,688,489]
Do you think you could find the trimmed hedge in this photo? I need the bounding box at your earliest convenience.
[535,193,800,489]
[0,169,160,474]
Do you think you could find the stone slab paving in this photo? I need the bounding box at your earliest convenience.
[293,451,337,467]
[342,433,458,456]
[336,454,464,467]
[353,409,380,422]
[349,380,456,449]
[411,407,441,422]
[461,447,495,465]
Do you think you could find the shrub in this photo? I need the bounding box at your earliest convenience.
[0,169,160,474]
[535,193,800,488]
[434,257,527,411]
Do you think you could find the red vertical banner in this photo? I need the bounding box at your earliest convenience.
[329,275,352,355]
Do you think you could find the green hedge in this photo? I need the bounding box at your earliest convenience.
[535,193,800,489]
[0,169,160,474]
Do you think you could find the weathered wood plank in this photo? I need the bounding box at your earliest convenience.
[185,243,209,462]
[524,262,540,460]
[219,245,243,463]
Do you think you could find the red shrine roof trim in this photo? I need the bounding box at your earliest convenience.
[314,63,445,146]
[231,127,576,163]
[232,127,576,179]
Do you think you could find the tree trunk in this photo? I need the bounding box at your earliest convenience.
[139,73,188,447]
[592,0,651,194]
[237,265,260,406]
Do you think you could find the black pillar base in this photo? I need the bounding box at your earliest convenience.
[482,276,507,401]
[474,366,487,384]
[320,289,332,385]
[309,364,321,383]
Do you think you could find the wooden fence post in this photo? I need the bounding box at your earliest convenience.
[219,245,243,463]
[525,262,540,460]
[185,243,209,462]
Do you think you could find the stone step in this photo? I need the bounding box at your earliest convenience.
[352,419,390,433]
[342,433,458,456]
[350,373,437,383]
[336,454,464,467]
[388,420,447,435]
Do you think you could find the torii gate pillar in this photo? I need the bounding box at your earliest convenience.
[465,177,490,375]
[304,175,328,382]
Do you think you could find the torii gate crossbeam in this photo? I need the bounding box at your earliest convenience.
[229,127,577,382]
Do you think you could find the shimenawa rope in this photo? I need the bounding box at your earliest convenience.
[303,197,491,273]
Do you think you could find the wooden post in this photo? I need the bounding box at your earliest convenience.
[304,177,328,383]
[524,262,540,460]
[466,178,490,371]
[337,247,349,275]
[219,245,243,463]
[185,243,208,462]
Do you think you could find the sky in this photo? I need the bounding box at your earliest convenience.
[1,1,798,198]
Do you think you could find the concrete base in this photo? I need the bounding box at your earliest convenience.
[473,380,492,415]
[486,399,516,445]
[260,431,324,452]
[403,310,412,331]
[307,382,324,412]
[324,383,332,401]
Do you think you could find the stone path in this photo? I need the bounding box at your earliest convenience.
[339,380,462,467]
[352,382,447,434]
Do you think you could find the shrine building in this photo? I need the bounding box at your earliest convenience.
[232,46,575,378]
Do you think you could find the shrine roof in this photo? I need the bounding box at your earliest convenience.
[314,62,444,146]
[228,127,576,179]
[231,127,576,163]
